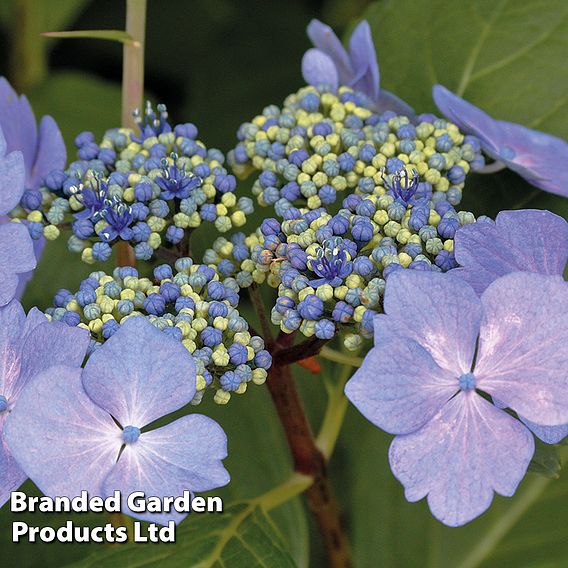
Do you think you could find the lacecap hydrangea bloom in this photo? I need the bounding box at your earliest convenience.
[229,84,484,216]
[346,270,568,526]
[15,101,253,264]
[301,19,413,115]
[0,77,66,297]
[47,258,271,405]
[5,317,230,525]
[433,85,568,197]
[0,300,88,506]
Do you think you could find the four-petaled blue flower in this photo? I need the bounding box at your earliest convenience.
[346,269,568,526]
[307,237,353,287]
[0,300,89,507]
[433,85,568,197]
[156,156,202,200]
[5,316,230,525]
[73,178,110,222]
[382,168,419,204]
[301,19,413,115]
[100,198,134,242]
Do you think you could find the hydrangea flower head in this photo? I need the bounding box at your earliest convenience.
[345,270,568,526]
[433,85,568,197]
[0,300,88,506]
[5,316,230,525]
[452,209,568,294]
[302,20,413,115]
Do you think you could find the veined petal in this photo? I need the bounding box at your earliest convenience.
[306,19,352,84]
[0,137,25,216]
[103,414,229,525]
[375,89,415,116]
[301,49,339,90]
[4,366,122,499]
[475,272,568,426]
[345,338,458,435]
[376,270,481,375]
[82,316,196,428]
[389,392,534,527]
[452,209,568,294]
[30,115,66,189]
[0,414,27,507]
[519,416,568,445]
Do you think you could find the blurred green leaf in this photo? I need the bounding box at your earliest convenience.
[42,30,136,46]
[339,409,568,568]
[68,502,297,568]
[528,442,562,480]
[363,0,568,138]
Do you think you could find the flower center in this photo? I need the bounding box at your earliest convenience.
[307,237,351,286]
[458,372,476,391]
[0,395,8,413]
[122,425,141,444]
[381,168,419,204]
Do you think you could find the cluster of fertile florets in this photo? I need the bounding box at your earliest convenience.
[13,102,253,263]
[229,85,484,215]
[46,257,271,405]
[202,186,478,349]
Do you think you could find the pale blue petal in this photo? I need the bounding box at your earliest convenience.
[453,209,568,294]
[0,300,26,395]
[433,85,568,196]
[520,417,568,445]
[375,89,415,116]
[0,135,25,215]
[306,19,352,84]
[301,49,339,90]
[0,222,36,306]
[103,415,229,525]
[30,115,66,189]
[389,392,534,527]
[476,272,568,426]
[0,414,27,507]
[345,338,457,435]
[82,316,197,427]
[12,320,89,400]
[377,270,481,375]
[348,20,380,101]
[4,365,121,499]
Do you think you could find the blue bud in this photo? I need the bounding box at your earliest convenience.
[143,293,166,315]
[202,326,222,347]
[220,371,241,392]
[315,319,335,339]
[254,350,272,369]
[102,319,120,339]
[92,242,112,262]
[297,294,324,320]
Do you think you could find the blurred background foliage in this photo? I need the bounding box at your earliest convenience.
[0,0,567,567]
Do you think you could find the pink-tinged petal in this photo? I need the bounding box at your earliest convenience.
[389,392,534,527]
[377,270,481,375]
[453,209,568,295]
[0,137,25,215]
[433,85,568,197]
[301,49,339,90]
[0,78,38,170]
[475,272,568,426]
[30,116,66,189]
[306,19,352,84]
[21,306,48,337]
[0,223,36,306]
[82,317,196,428]
[0,300,26,398]
[348,20,380,101]
[520,416,568,445]
[9,321,89,401]
[103,414,229,525]
[4,365,122,499]
[0,414,27,507]
[345,337,457,435]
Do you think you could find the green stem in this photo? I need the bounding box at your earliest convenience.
[118,0,146,267]
[457,447,568,568]
[256,473,313,512]
[10,0,48,90]
[316,362,355,460]
[320,346,362,367]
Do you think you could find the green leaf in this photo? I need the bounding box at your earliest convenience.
[42,30,138,46]
[528,441,562,479]
[363,0,568,138]
[67,503,297,568]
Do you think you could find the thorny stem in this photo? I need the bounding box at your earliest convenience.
[118,0,147,267]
